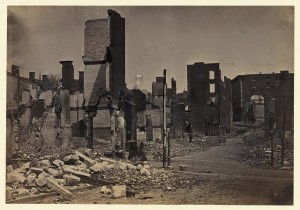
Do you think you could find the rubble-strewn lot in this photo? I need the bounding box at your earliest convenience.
[9,125,256,203]
[239,128,293,169]
[6,149,195,202]
[9,132,230,202]
[145,135,227,160]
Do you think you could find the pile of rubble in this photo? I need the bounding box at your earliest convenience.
[145,135,225,160]
[239,128,294,169]
[19,112,59,155]
[6,150,194,202]
[72,138,112,155]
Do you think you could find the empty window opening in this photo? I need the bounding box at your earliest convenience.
[209,71,215,80]
[210,83,215,93]
[269,98,275,113]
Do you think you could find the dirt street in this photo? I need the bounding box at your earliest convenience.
[22,134,293,205]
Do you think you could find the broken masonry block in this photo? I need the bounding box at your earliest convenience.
[63,174,81,186]
[112,185,126,198]
[52,159,65,167]
[40,159,51,168]
[46,178,73,197]
[46,168,62,178]
[90,163,108,173]
[63,154,80,165]
[113,161,127,170]
[74,160,88,169]
[6,172,26,184]
[75,151,96,166]
[35,177,48,187]
[55,179,67,186]
[25,173,37,186]
[140,168,151,177]
[100,186,107,194]
[136,164,143,170]
[30,167,44,176]
[126,163,137,170]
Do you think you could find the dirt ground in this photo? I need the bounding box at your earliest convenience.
[17,133,293,205]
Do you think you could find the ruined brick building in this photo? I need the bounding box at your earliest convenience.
[152,77,164,107]
[6,62,86,161]
[187,62,232,136]
[232,71,294,135]
[82,10,126,139]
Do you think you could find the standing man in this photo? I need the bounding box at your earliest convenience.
[185,121,193,143]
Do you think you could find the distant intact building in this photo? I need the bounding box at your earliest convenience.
[232,71,294,135]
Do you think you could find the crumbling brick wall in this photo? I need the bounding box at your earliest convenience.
[187,62,222,135]
[219,76,233,132]
[83,11,125,107]
[173,103,186,137]
[274,73,294,132]
[232,76,243,122]
[84,19,110,62]
[83,10,125,140]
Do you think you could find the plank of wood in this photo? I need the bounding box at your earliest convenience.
[75,151,96,166]
[30,167,44,175]
[63,166,91,178]
[46,178,73,197]
[99,157,116,163]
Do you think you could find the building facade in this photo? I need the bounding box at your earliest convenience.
[187,62,232,135]
[231,71,294,135]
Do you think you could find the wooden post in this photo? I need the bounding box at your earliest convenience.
[167,130,171,166]
[163,69,167,168]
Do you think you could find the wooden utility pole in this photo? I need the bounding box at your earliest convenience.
[163,69,167,168]
[167,130,171,166]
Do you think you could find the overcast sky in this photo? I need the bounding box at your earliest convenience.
[7,6,294,92]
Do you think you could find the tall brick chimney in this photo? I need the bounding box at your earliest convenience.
[83,10,125,107]
[79,71,84,93]
[60,60,74,90]
[29,72,35,80]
